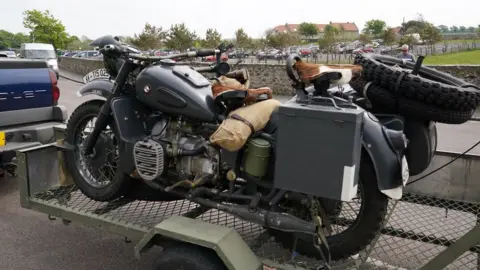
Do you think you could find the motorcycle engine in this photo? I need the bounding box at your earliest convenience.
[133,117,219,186]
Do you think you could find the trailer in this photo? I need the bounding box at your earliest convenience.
[15,124,480,270]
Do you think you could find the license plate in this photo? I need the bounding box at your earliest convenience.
[82,68,109,84]
[401,155,409,186]
[0,131,5,146]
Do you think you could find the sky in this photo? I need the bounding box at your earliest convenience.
[2,0,479,39]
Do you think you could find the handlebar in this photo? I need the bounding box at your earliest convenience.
[101,44,221,62]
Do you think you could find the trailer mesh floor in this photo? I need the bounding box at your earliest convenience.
[32,185,480,270]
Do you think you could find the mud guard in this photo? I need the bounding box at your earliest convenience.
[110,95,150,173]
[362,112,404,200]
[75,79,114,99]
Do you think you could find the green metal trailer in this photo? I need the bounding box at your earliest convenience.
[15,124,480,270]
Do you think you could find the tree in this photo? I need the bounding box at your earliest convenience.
[358,33,371,44]
[165,23,197,51]
[363,19,387,37]
[265,29,297,49]
[399,35,415,47]
[382,28,397,46]
[467,26,476,33]
[298,22,318,40]
[437,25,449,33]
[421,23,442,50]
[129,23,166,50]
[203,28,222,48]
[401,20,428,35]
[22,9,73,51]
[234,28,250,49]
[450,26,459,32]
[319,25,339,63]
[459,26,466,32]
[0,30,30,48]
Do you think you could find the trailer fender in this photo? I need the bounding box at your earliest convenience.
[134,215,262,270]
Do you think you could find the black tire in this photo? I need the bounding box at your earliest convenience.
[267,151,389,261]
[153,243,227,270]
[65,100,131,201]
[350,74,475,124]
[353,53,480,111]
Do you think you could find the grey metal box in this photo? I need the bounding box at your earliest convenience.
[273,100,364,201]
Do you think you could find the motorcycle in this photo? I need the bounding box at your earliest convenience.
[65,35,410,262]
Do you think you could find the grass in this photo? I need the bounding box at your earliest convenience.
[435,39,479,44]
[422,50,480,65]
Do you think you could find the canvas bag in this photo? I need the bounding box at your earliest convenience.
[210,99,281,152]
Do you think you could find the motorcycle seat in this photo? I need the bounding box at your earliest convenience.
[213,85,273,103]
[213,87,272,115]
[294,62,363,86]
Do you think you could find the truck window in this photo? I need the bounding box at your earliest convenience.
[26,50,56,59]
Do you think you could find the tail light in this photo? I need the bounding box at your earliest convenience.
[49,70,60,105]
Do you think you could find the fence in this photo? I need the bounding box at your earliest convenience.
[238,42,480,65]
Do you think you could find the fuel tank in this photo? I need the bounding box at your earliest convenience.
[135,62,217,122]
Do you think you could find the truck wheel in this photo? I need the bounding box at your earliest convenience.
[153,243,227,270]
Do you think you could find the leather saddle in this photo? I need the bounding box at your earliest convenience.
[293,61,363,86]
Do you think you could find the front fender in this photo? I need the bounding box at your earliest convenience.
[362,112,404,200]
[76,79,114,99]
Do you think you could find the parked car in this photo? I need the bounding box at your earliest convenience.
[63,51,79,57]
[0,58,67,177]
[204,53,228,62]
[0,50,17,58]
[353,47,374,54]
[73,50,100,58]
[228,50,249,59]
[19,43,59,79]
[299,48,312,57]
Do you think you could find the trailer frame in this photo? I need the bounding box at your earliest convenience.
[14,124,480,270]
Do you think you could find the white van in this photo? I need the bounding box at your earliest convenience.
[20,43,59,79]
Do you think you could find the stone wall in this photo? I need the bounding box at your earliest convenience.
[59,57,480,95]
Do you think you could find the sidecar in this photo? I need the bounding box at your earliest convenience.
[269,71,410,202]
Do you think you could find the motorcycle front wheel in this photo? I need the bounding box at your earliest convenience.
[267,153,389,261]
[65,100,131,201]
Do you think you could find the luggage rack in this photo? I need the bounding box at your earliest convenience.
[15,125,480,270]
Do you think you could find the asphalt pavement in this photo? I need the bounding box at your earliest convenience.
[1,74,480,270]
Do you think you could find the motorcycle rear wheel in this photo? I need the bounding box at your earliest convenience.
[267,153,389,261]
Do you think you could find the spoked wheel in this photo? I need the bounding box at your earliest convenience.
[267,155,389,261]
[65,100,131,201]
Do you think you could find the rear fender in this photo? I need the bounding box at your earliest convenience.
[362,112,404,200]
[76,79,114,99]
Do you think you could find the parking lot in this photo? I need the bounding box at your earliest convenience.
[1,75,480,269]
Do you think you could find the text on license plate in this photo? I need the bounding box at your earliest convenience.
[0,131,5,146]
[83,69,109,84]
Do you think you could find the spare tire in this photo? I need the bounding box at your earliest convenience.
[353,53,480,111]
[350,77,475,124]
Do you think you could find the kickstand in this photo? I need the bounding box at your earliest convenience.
[313,216,332,270]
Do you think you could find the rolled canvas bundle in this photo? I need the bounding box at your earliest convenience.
[210,99,281,151]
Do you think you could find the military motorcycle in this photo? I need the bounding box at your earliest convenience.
[65,35,410,262]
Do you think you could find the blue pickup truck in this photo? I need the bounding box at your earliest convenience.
[0,58,67,177]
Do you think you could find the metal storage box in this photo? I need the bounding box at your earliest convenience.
[273,99,364,201]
